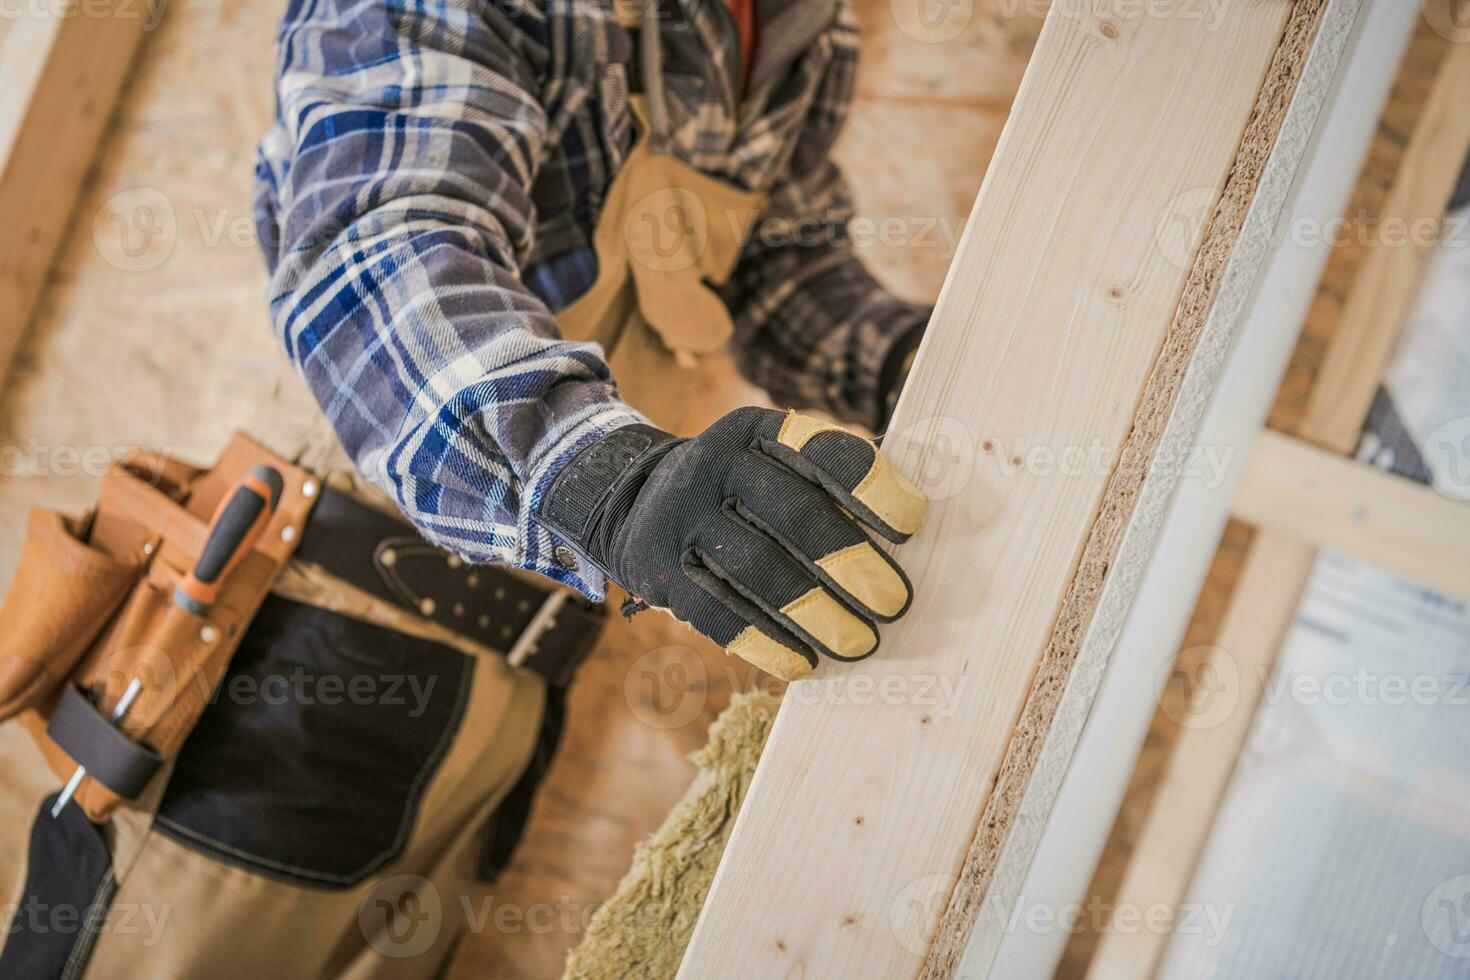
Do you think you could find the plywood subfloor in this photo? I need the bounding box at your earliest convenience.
[0,0,1039,976]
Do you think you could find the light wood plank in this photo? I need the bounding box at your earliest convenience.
[0,1,150,384]
[1085,532,1316,980]
[678,2,1304,975]
[1297,38,1470,454]
[1233,430,1470,603]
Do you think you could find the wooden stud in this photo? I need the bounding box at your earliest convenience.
[1233,431,1470,603]
[679,1,1325,975]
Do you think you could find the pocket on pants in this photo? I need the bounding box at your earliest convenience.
[153,596,473,888]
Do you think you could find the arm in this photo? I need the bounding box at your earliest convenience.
[252,0,643,598]
[723,53,929,432]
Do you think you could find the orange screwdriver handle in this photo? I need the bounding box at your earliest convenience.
[172,466,284,616]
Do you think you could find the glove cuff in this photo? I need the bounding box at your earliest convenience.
[539,423,677,577]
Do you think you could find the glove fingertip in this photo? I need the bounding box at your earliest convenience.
[727,625,816,681]
[853,452,929,540]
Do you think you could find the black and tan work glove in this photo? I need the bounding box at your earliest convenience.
[539,408,928,681]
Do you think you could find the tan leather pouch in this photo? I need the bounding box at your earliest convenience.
[0,509,144,719]
[7,433,316,822]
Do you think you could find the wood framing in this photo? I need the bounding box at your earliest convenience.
[679,2,1341,975]
[1233,431,1470,603]
[0,1,150,384]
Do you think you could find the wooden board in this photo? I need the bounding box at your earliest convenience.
[678,2,1324,975]
[0,0,151,384]
[1233,431,1470,602]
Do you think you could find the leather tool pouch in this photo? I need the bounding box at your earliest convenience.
[0,433,315,822]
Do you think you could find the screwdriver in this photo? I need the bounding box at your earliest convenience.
[49,464,285,818]
[50,679,143,818]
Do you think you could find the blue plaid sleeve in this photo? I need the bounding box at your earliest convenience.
[252,0,644,598]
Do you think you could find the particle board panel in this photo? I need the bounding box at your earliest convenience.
[1233,431,1470,603]
[0,0,151,385]
[678,1,1322,975]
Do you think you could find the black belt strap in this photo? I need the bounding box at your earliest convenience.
[294,486,604,687]
[47,685,164,800]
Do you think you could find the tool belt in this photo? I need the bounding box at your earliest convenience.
[0,432,603,824]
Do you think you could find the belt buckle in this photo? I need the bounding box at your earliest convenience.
[505,589,570,670]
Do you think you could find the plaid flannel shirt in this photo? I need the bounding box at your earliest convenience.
[253,0,930,599]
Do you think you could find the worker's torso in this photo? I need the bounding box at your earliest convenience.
[519,0,856,315]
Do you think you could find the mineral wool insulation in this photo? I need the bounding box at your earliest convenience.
[1158,154,1470,979]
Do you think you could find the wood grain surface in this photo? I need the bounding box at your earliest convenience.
[680,2,1301,975]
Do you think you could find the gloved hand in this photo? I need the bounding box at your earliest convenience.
[539,408,928,680]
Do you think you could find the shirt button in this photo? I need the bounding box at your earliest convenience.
[554,546,579,571]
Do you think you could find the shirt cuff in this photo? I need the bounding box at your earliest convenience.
[519,403,652,600]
